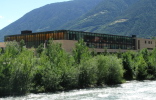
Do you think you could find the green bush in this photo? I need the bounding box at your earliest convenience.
[96,55,124,85]
[146,48,156,79]
[73,39,91,64]
[135,54,148,80]
[78,57,98,88]
[1,40,156,96]
[0,41,21,96]
[10,49,35,95]
[35,40,79,92]
[121,51,135,80]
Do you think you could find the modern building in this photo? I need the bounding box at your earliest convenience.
[4,30,156,53]
[0,42,5,50]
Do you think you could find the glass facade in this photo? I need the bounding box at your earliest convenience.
[4,30,135,50]
[67,31,135,50]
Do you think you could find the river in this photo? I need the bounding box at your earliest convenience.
[1,81,156,100]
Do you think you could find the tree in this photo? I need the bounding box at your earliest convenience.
[36,43,44,57]
[19,39,25,52]
[78,57,98,87]
[0,41,21,96]
[96,55,124,85]
[122,51,135,80]
[135,54,148,80]
[10,49,35,94]
[147,48,156,79]
[35,40,79,92]
[72,39,91,64]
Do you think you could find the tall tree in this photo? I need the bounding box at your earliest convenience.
[72,39,91,64]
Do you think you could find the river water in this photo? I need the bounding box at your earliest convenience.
[2,81,156,100]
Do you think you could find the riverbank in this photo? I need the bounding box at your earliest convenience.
[2,81,156,100]
[0,40,156,96]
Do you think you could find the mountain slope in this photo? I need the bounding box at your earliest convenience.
[1,0,156,41]
[0,0,102,41]
[62,0,156,38]
[60,0,139,32]
[100,0,156,37]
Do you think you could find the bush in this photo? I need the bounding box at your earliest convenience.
[146,48,156,79]
[2,40,156,96]
[96,55,124,85]
[121,51,135,80]
[35,40,79,92]
[73,39,91,64]
[78,57,98,88]
[135,54,148,80]
[0,41,21,96]
[10,49,35,95]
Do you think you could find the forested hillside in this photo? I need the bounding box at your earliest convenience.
[1,0,156,41]
[61,0,139,32]
[64,0,156,38]
[100,0,156,37]
[0,0,102,41]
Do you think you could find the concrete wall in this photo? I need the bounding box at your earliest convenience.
[53,39,156,53]
[53,40,77,52]
[53,40,137,53]
[94,48,137,53]
[135,38,156,50]
[0,42,5,48]
[1,38,156,53]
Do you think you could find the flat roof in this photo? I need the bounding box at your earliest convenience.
[5,30,133,38]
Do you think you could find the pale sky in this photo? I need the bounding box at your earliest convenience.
[0,0,71,30]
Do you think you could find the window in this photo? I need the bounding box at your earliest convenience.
[145,41,146,44]
[147,48,153,50]
[138,40,140,49]
[148,41,150,44]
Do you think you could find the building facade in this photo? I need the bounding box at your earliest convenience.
[4,30,156,52]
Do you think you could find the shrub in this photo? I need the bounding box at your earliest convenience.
[121,51,135,80]
[10,48,35,95]
[135,54,148,80]
[96,55,124,85]
[78,57,98,88]
[73,39,91,64]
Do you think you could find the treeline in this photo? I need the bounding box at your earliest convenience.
[0,39,156,96]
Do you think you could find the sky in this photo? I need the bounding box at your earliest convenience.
[0,0,71,30]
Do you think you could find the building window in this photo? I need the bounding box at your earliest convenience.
[145,41,146,44]
[148,41,150,44]
[138,40,140,49]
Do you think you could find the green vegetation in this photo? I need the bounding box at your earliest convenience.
[0,0,102,41]
[1,39,156,97]
[62,0,156,38]
[2,0,156,41]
